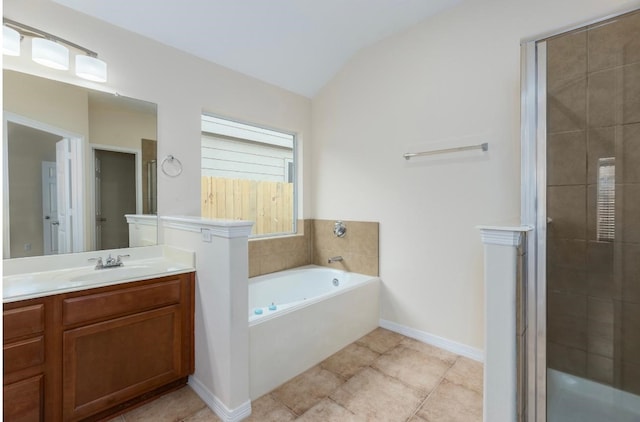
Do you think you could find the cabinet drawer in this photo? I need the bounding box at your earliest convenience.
[3,375,44,422]
[62,278,182,326]
[4,336,45,374]
[3,305,44,342]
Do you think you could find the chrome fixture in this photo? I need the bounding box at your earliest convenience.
[403,142,489,160]
[89,254,130,269]
[3,18,108,82]
[161,154,183,177]
[328,256,343,264]
[333,221,347,237]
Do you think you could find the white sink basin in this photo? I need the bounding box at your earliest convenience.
[3,258,194,302]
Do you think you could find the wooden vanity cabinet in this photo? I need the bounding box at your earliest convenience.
[3,272,195,422]
[3,297,55,422]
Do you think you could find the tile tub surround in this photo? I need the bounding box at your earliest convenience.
[249,220,312,277]
[109,328,483,422]
[248,219,380,277]
[312,219,379,276]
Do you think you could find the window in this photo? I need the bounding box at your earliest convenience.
[201,114,296,237]
[596,157,615,242]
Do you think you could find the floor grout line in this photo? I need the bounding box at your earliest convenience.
[405,355,462,422]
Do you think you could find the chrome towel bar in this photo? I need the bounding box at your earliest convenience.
[404,142,489,160]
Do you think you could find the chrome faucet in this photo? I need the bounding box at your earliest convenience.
[328,256,343,264]
[89,254,130,269]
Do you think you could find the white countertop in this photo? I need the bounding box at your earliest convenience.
[3,245,195,303]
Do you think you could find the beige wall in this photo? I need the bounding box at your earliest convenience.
[88,99,156,150]
[4,70,89,137]
[311,0,640,350]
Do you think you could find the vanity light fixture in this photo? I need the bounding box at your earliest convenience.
[32,37,69,70]
[75,55,107,82]
[3,18,108,82]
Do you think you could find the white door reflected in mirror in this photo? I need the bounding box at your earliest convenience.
[41,161,58,255]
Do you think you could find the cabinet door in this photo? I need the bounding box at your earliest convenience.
[62,306,183,421]
[3,375,44,422]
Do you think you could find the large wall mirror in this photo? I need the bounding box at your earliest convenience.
[3,70,158,259]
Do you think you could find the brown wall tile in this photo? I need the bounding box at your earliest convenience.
[547,342,587,377]
[547,186,587,239]
[620,184,640,243]
[587,127,615,184]
[622,123,640,183]
[547,30,587,85]
[547,266,587,294]
[622,243,640,304]
[622,302,640,365]
[312,219,379,276]
[548,11,640,394]
[547,239,587,270]
[588,12,640,72]
[548,77,587,134]
[621,361,640,395]
[587,68,622,128]
[623,63,640,124]
[547,314,587,349]
[587,353,614,384]
[547,131,586,186]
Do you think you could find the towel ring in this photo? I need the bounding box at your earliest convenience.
[161,154,183,177]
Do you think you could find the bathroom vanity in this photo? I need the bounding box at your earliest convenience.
[3,246,195,421]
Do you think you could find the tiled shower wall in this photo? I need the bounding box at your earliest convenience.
[248,219,379,277]
[546,11,640,394]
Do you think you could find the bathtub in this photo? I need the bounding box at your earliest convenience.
[248,265,380,399]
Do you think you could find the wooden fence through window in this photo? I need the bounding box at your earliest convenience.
[201,177,294,235]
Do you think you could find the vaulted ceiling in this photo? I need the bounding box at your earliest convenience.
[52,0,462,97]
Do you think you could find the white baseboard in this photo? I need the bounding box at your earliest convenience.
[188,376,252,422]
[379,319,484,362]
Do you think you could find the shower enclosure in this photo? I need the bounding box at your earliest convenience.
[522,9,640,422]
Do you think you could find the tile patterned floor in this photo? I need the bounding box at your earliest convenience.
[109,328,483,422]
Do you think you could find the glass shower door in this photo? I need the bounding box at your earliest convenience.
[544,10,640,422]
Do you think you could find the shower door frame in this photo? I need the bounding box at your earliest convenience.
[520,8,640,422]
[520,38,547,422]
